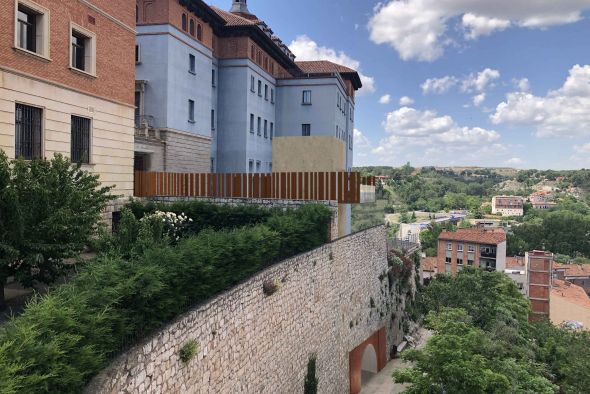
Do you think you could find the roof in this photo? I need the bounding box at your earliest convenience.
[552,279,590,309]
[296,61,362,89]
[210,6,259,26]
[554,263,590,277]
[506,256,526,269]
[438,228,506,245]
[421,257,438,272]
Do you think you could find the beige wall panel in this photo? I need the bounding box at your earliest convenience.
[272,136,346,172]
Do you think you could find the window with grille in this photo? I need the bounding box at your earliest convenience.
[302,124,311,136]
[71,116,90,164]
[15,103,42,160]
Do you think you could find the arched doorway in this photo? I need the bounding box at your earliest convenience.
[349,328,386,394]
[360,344,378,387]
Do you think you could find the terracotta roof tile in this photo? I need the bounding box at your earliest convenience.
[506,256,526,269]
[296,60,357,75]
[210,6,260,26]
[438,228,506,245]
[421,257,438,272]
[552,279,590,309]
[554,263,590,277]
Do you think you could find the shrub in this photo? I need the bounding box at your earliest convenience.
[304,356,318,394]
[0,204,332,393]
[0,152,113,309]
[262,280,279,296]
[179,340,198,364]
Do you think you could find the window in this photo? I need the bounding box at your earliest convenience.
[250,114,254,133]
[457,257,463,265]
[189,19,195,36]
[71,116,91,164]
[16,2,48,57]
[349,135,352,150]
[256,161,261,173]
[270,122,274,140]
[250,76,255,92]
[135,44,141,63]
[251,45,255,60]
[188,100,195,122]
[447,242,452,251]
[468,244,475,252]
[70,25,96,74]
[182,14,187,31]
[197,24,202,41]
[264,120,268,138]
[212,69,216,86]
[445,256,452,263]
[15,103,42,160]
[270,88,275,104]
[302,90,312,105]
[302,124,311,136]
[457,244,464,252]
[189,54,196,74]
[211,109,215,130]
[264,84,268,100]
[467,259,474,266]
[248,159,254,173]
[257,117,261,136]
[257,80,262,96]
[210,158,215,173]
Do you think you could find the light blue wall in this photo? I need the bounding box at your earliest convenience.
[216,59,275,173]
[136,24,215,139]
[276,76,355,170]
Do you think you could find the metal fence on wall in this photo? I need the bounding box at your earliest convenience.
[134,171,376,204]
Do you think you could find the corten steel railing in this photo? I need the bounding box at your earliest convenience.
[134,171,376,204]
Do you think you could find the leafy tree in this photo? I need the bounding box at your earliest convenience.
[0,153,113,309]
[419,222,456,257]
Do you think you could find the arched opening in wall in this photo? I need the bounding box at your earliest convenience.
[360,344,378,388]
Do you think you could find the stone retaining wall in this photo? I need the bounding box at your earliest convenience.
[86,226,400,393]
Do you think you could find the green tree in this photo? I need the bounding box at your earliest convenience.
[0,153,113,309]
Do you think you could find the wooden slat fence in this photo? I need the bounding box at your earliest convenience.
[134,171,375,204]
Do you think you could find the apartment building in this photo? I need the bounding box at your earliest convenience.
[492,196,524,216]
[134,0,360,174]
[436,227,507,275]
[0,0,136,197]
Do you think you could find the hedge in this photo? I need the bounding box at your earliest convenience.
[0,204,332,393]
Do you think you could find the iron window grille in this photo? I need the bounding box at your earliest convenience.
[15,103,42,160]
[71,116,91,164]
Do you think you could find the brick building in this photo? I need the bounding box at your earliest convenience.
[134,0,361,174]
[0,0,136,197]
[527,250,553,319]
[436,227,507,275]
[492,196,524,216]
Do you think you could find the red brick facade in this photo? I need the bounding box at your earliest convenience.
[527,251,553,319]
[0,0,135,105]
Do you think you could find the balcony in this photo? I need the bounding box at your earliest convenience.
[480,245,497,259]
[134,171,375,204]
[135,115,160,139]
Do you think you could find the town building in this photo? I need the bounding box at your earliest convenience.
[436,227,507,275]
[532,202,557,210]
[420,256,438,285]
[505,256,527,294]
[0,0,136,197]
[554,263,590,295]
[527,250,553,320]
[492,196,524,216]
[135,0,360,174]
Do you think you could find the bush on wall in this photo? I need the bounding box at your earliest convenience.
[0,204,332,393]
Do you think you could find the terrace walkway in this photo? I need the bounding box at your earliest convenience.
[360,328,432,394]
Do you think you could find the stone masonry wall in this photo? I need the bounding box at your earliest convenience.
[86,226,395,394]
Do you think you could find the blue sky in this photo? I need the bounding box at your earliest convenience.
[209,0,590,169]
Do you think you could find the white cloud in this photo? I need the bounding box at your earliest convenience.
[491,64,590,137]
[399,96,415,106]
[462,13,511,39]
[289,35,376,96]
[473,93,486,106]
[574,143,590,153]
[379,94,392,104]
[368,0,590,61]
[506,157,524,165]
[421,76,458,94]
[462,68,501,92]
[513,78,531,92]
[421,68,500,96]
